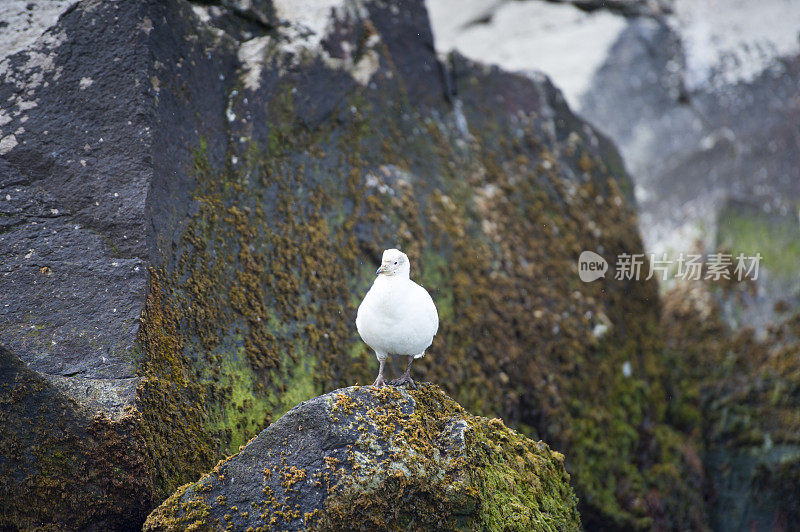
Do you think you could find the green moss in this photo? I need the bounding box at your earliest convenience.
[143,482,216,532]
[136,269,219,500]
[148,385,580,530]
[0,350,152,529]
[207,349,273,450]
[270,355,318,420]
[716,202,800,281]
[468,417,580,531]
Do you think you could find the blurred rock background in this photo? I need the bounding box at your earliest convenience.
[1,0,798,530]
[428,0,800,267]
[427,0,800,529]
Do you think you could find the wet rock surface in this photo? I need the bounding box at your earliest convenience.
[144,384,581,531]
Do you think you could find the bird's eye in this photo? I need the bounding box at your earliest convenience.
[394,261,398,265]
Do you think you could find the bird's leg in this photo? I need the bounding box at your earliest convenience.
[390,356,417,389]
[372,356,387,387]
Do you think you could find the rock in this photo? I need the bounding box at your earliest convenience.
[189,1,274,41]
[143,385,581,531]
[428,0,800,267]
[429,0,800,527]
[662,282,800,530]
[1,0,696,529]
[577,5,800,526]
[426,0,630,107]
[0,1,76,61]
[580,14,800,262]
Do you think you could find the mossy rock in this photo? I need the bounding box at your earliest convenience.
[143,384,581,531]
[662,281,800,529]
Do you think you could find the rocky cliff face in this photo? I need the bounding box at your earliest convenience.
[144,385,581,531]
[1,0,701,529]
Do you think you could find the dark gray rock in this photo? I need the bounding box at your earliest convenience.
[554,0,672,17]
[0,0,151,383]
[0,1,240,528]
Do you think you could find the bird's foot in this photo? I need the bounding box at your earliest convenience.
[389,373,417,389]
[372,375,387,387]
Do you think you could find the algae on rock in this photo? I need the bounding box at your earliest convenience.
[143,384,581,531]
[662,281,800,529]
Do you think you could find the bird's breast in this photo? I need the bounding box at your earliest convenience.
[356,278,438,356]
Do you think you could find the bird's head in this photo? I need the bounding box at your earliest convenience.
[376,248,410,277]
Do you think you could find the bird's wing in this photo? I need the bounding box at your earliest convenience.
[413,282,439,335]
[355,285,375,330]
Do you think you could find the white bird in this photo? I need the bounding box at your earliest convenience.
[356,248,439,388]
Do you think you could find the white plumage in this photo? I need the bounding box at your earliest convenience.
[356,249,438,387]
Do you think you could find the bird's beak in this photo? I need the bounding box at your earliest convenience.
[376,264,388,275]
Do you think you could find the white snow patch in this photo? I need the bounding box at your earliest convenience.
[349,47,380,86]
[0,15,66,129]
[424,0,504,45]
[272,0,351,50]
[0,134,18,154]
[0,1,75,63]
[238,36,272,91]
[238,1,381,89]
[425,0,627,107]
[671,0,800,90]
[191,5,211,24]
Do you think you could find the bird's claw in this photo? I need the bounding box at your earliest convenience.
[372,375,387,387]
[389,374,417,389]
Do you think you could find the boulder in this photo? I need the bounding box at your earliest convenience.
[144,384,581,531]
[1,0,698,528]
[662,284,800,530]
[429,0,800,261]
[579,6,800,526]
[429,0,800,526]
